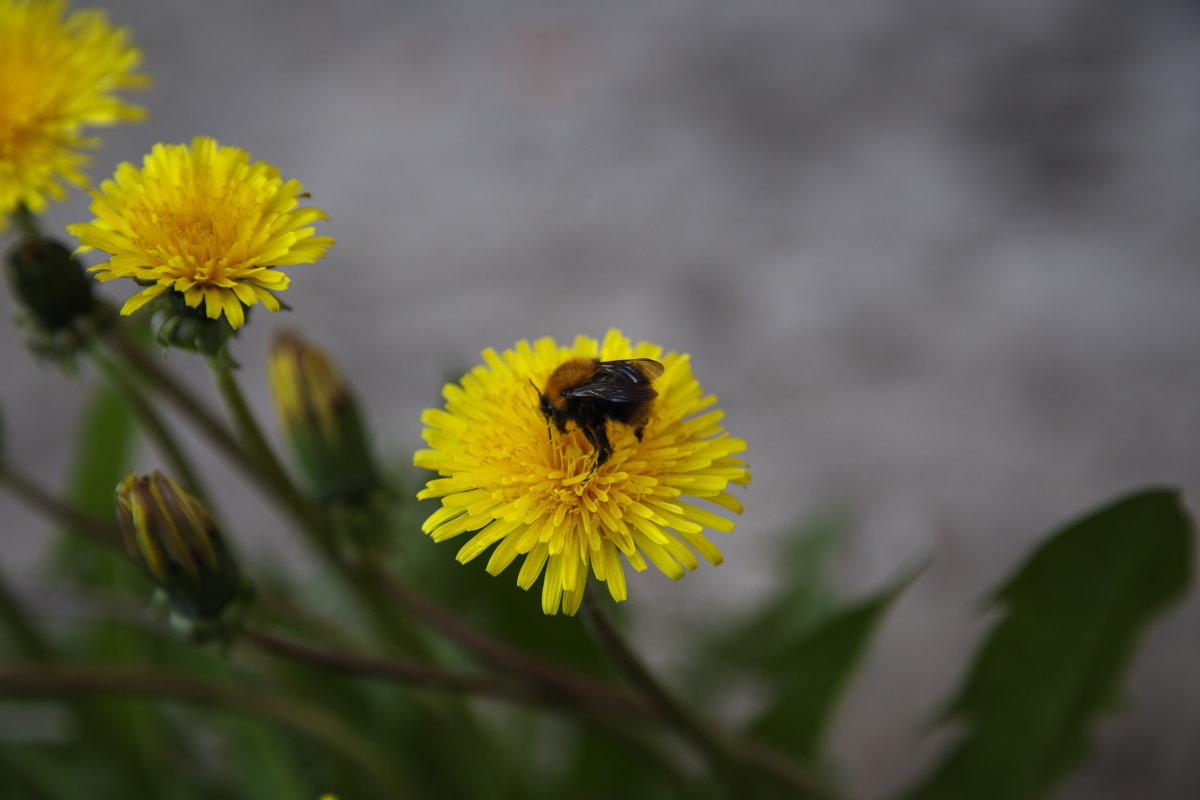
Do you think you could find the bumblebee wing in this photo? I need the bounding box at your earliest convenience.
[595,359,665,383]
[562,359,664,402]
[561,381,658,403]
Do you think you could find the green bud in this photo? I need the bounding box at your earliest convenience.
[5,236,97,330]
[116,471,242,621]
[267,330,380,506]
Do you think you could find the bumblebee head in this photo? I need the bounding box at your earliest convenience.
[533,380,569,435]
[538,392,556,421]
[532,379,555,420]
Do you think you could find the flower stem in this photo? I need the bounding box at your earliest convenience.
[201,356,434,658]
[243,623,703,792]
[203,356,282,477]
[0,463,121,548]
[203,353,332,548]
[0,664,411,796]
[103,324,249,469]
[243,624,649,717]
[376,566,655,718]
[77,329,209,501]
[242,627,540,703]
[581,593,752,794]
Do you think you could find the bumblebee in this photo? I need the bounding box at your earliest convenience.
[538,357,665,467]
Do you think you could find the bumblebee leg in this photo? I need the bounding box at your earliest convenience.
[634,425,645,442]
[592,423,612,467]
[575,425,601,475]
[580,425,600,458]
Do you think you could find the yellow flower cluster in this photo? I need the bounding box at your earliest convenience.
[69,136,333,328]
[415,330,750,615]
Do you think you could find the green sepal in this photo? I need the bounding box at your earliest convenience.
[285,400,380,508]
[148,290,239,366]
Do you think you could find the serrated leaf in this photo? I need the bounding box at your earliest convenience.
[749,568,917,759]
[902,488,1194,800]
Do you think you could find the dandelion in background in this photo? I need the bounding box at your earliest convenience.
[68,135,333,329]
[0,0,148,223]
[415,330,750,615]
[268,329,380,506]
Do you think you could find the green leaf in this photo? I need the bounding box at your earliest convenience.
[64,380,137,525]
[0,745,90,800]
[902,488,1194,800]
[51,379,138,584]
[51,382,173,796]
[748,567,918,759]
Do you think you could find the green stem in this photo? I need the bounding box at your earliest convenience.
[102,324,250,469]
[0,665,410,796]
[125,332,497,776]
[202,357,437,659]
[582,593,752,795]
[203,354,331,549]
[0,464,121,548]
[108,327,339,559]
[77,329,209,501]
[204,356,283,479]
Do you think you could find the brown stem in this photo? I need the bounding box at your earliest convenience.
[376,567,656,719]
[582,594,752,792]
[581,596,832,799]
[242,627,541,705]
[0,665,410,794]
[0,465,121,549]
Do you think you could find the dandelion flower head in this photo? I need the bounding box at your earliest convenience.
[67,136,333,329]
[415,330,750,615]
[0,0,147,221]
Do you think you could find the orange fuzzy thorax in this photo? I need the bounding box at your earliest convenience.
[542,358,598,405]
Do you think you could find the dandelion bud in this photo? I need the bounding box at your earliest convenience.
[267,330,380,506]
[4,236,97,331]
[116,471,241,621]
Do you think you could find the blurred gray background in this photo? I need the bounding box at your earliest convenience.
[3,0,1198,797]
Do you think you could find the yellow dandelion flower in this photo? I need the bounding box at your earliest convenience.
[67,136,333,329]
[414,330,750,616]
[0,0,148,221]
